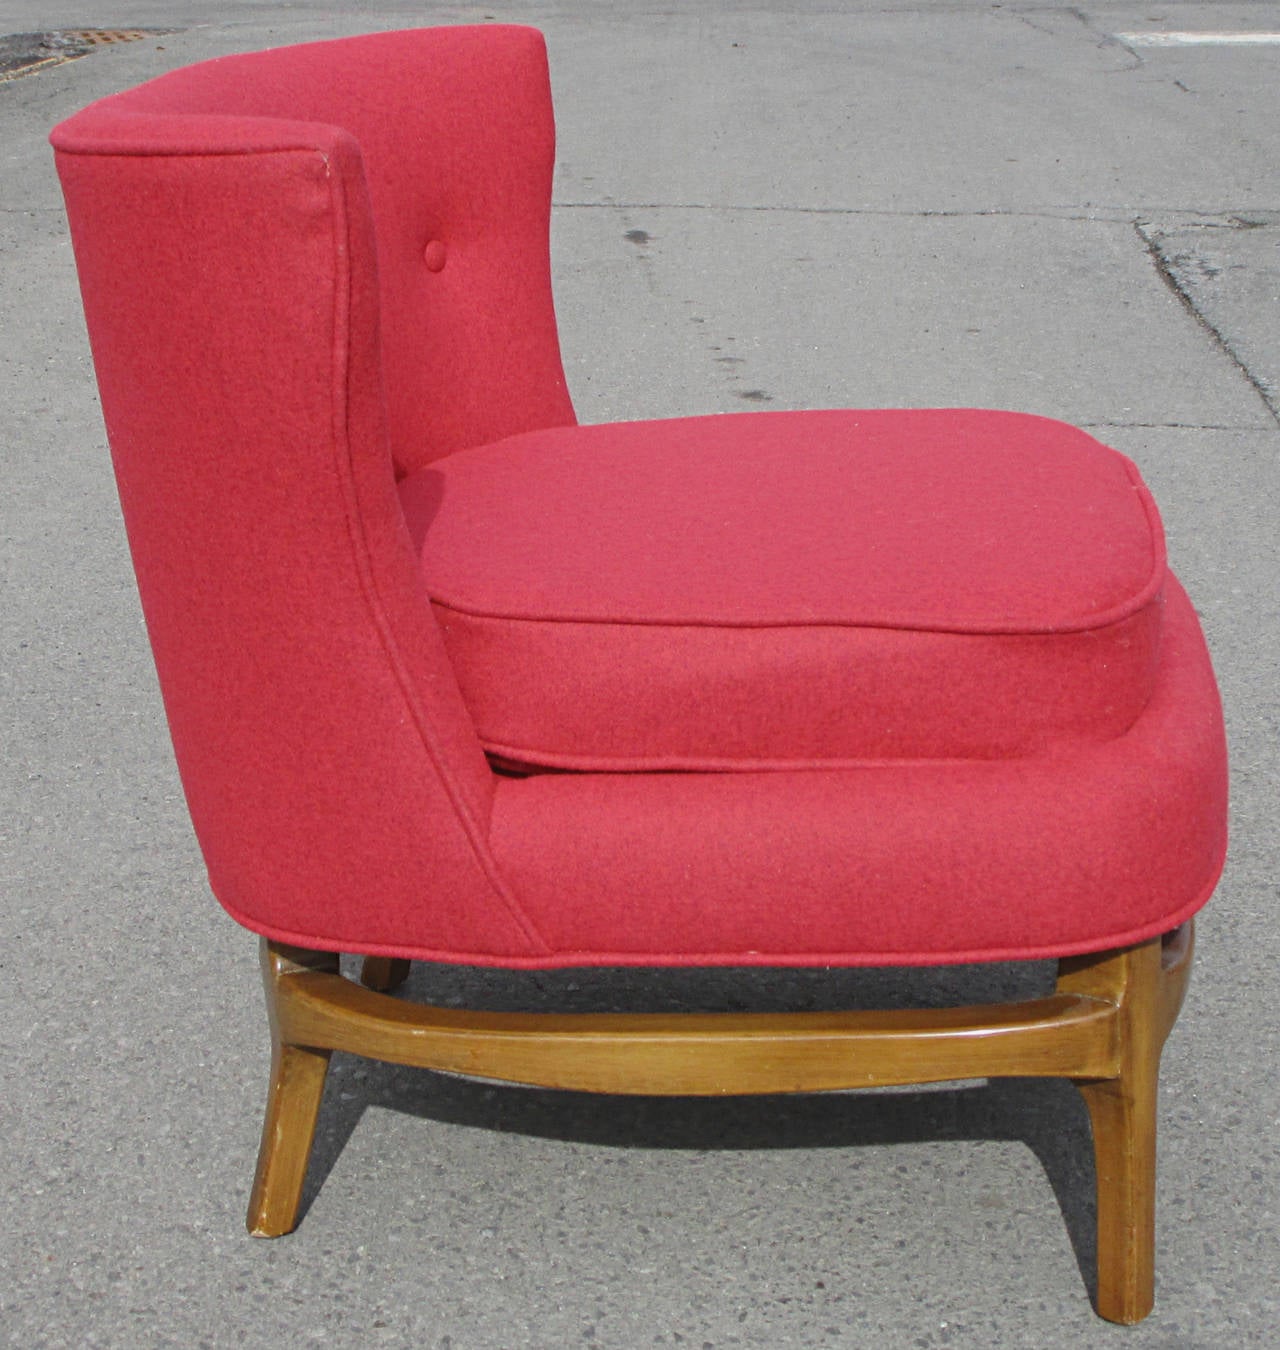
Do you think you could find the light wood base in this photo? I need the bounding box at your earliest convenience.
[247,924,1194,1323]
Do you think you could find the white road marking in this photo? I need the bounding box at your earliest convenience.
[1114,31,1280,47]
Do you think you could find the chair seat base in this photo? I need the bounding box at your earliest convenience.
[248,925,1193,1325]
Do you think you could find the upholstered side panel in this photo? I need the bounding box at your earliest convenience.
[60,25,575,473]
[53,127,547,960]
[489,579,1227,966]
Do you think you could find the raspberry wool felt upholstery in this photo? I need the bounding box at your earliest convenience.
[489,579,1226,966]
[51,26,1227,969]
[405,409,1168,770]
[51,28,566,961]
[54,25,575,475]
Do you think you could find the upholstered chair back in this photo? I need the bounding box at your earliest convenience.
[51,28,566,960]
[59,26,575,470]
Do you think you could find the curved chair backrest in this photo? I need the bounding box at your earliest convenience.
[51,28,569,960]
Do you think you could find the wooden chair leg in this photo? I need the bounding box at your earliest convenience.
[1076,1059,1158,1323]
[246,1040,332,1236]
[246,941,338,1237]
[1060,937,1164,1324]
[360,956,411,993]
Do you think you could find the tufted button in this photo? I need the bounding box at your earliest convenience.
[422,239,447,273]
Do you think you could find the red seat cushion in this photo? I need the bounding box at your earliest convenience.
[400,409,1167,771]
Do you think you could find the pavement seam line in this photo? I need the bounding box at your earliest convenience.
[554,201,1280,224]
[1133,218,1280,428]
[554,200,1136,223]
[1080,422,1270,432]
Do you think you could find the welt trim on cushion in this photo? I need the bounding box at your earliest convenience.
[431,565,1164,635]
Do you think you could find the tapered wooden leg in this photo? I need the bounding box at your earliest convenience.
[1076,1057,1158,1323]
[360,956,411,993]
[246,941,338,1237]
[1060,938,1164,1324]
[246,1040,332,1236]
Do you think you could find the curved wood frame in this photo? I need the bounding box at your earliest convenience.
[247,923,1193,1324]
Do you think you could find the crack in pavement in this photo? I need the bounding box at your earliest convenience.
[555,200,1137,223]
[556,201,1280,223]
[1134,219,1280,428]
[1080,421,1267,432]
[1006,4,1143,70]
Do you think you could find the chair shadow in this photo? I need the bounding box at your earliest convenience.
[295,959,1098,1301]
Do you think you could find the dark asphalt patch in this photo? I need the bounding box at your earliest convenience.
[0,29,176,81]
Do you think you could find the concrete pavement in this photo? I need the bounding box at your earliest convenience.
[3,2,1278,1346]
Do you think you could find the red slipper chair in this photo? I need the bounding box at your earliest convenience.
[51,26,1227,1323]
